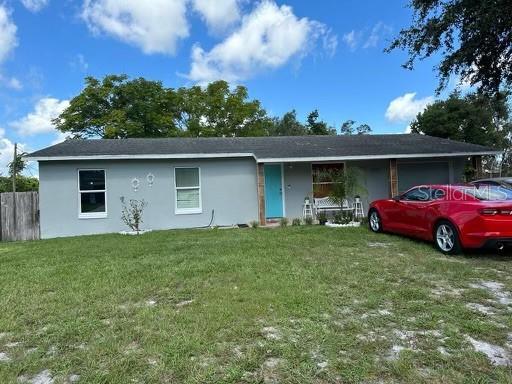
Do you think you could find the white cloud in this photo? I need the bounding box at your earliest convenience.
[385,92,434,123]
[81,0,189,55]
[342,30,359,51]
[10,98,70,136]
[342,22,392,51]
[192,0,241,32]
[0,74,22,90]
[187,0,337,83]
[363,22,392,49]
[0,5,18,63]
[20,0,49,12]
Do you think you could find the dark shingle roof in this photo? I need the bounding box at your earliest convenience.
[27,134,498,161]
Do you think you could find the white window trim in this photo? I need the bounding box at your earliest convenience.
[174,167,202,215]
[78,169,108,219]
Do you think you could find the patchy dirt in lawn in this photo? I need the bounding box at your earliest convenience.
[18,370,54,384]
[466,303,496,315]
[0,352,10,362]
[261,327,282,341]
[430,283,465,297]
[176,299,195,308]
[261,357,284,384]
[466,336,511,366]
[469,281,512,306]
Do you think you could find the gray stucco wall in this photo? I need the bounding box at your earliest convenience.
[38,158,258,238]
[281,156,470,219]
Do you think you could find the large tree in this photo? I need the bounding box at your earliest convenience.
[176,81,271,137]
[387,0,512,95]
[54,76,271,138]
[54,75,182,138]
[410,91,512,174]
[340,120,372,135]
[266,110,308,136]
[306,110,336,135]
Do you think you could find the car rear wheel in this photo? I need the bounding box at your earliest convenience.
[369,209,382,233]
[434,221,461,255]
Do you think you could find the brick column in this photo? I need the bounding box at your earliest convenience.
[257,163,266,225]
[389,159,398,198]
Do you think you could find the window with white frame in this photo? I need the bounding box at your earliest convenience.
[175,167,201,214]
[78,170,107,218]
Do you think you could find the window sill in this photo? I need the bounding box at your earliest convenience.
[175,209,202,215]
[79,213,108,219]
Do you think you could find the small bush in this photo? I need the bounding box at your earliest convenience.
[121,199,147,233]
[304,216,314,225]
[317,212,328,225]
[334,212,352,225]
[292,218,302,226]
[250,220,259,228]
[279,217,289,227]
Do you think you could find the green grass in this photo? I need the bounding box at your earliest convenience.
[0,226,511,383]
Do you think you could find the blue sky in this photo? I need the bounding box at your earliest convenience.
[0,0,459,175]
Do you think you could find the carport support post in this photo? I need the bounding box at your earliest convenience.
[472,155,483,179]
[389,158,398,198]
[257,163,266,225]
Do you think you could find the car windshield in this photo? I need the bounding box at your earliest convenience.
[460,185,512,201]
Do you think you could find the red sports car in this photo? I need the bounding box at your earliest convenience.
[368,184,512,254]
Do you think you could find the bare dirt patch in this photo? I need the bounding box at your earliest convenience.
[18,370,54,384]
[261,327,282,341]
[466,336,511,366]
[466,303,496,315]
[0,352,10,362]
[470,281,512,306]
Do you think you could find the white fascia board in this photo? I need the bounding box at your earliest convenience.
[25,153,256,161]
[257,151,502,163]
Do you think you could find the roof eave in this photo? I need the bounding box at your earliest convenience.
[25,150,501,162]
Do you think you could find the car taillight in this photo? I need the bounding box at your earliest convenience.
[479,208,512,216]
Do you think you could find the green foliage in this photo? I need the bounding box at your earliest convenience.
[410,91,512,174]
[334,212,353,225]
[8,152,27,177]
[55,74,368,139]
[323,167,367,205]
[387,0,512,95]
[0,176,39,192]
[54,76,271,139]
[250,220,259,228]
[279,217,289,227]
[317,211,328,225]
[121,199,147,233]
[177,81,271,137]
[291,218,302,226]
[340,120,372,135]
[266,110,309,136]
[304,216,314,225]
[306,110,336,135]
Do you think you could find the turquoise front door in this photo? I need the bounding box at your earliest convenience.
[264,164,283,218]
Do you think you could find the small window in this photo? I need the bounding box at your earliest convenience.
[402,187,430,202]
[175,167,201,214]
[78,170,107,218]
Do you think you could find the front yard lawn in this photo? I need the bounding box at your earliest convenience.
[0,226,511,383]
